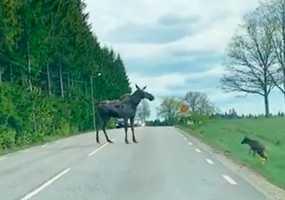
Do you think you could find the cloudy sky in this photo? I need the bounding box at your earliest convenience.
[85,0,284,118]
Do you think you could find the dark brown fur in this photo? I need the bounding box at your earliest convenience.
[95,85,154,144]
[241,137,268,160]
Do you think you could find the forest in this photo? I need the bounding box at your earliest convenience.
[0,0,130,151]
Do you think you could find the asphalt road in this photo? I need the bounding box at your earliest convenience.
[0,127,267,200]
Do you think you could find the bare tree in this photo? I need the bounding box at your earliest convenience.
[262,0,285,101]
[158,97,181,123]
[221,10,276,117]
[184,91,215,115]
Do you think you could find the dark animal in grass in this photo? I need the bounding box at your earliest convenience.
[95,85,154,144]
[241,137,268,162]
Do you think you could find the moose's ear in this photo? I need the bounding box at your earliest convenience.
[135,84,140,90]
[142,86,147,90]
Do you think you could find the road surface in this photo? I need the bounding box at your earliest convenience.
[0,127,267,200]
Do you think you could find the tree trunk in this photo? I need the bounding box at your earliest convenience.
[26,39,32,91]
[59,64,64,98]
[282,1,285,103]
[27,60,32,90]
[9,64,13,83]
[21,71,25,86]
[0,66,3,84]
[32,105,37,133]
[67,72,70,97]
[69,75,74,94]
[85,81,88,96]
[283,68,285,102]
[90,76,96,129]
[264,94,270,117]
[47,64,52,96]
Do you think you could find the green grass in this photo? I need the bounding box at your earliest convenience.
[179,117,285,189]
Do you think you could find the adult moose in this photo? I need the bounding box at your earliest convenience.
[95,85,154,144]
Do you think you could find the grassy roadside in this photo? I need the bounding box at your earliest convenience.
[178,118,285,189]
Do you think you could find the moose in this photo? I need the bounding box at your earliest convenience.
[95,85,154,144]
[241,136,268,162]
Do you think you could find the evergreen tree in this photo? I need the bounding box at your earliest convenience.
[0,0,130,151]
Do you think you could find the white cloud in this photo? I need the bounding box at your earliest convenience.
[129,73,186,96]
[84,0,284,117]
[85,0,260,65]
[187,66,225,80]
[129,66,225,96]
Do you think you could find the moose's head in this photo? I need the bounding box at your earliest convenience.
[241,136,249,144]
[135,84,154,101]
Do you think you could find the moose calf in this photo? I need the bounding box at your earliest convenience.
[241,136,268,162]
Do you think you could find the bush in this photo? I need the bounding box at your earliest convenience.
[107,118,117,129]
[0,127,16,150]
[0,83,93,150]
[186,112,210,128]
[0,82,127,151]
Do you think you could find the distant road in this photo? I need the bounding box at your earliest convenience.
[0,127,267,200]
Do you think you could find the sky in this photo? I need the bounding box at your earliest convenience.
[85,0,285,118]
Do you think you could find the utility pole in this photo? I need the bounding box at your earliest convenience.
[90,76,96,130]
[59,63,64,98]
[0,66,3,84]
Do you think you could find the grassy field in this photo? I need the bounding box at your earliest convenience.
[179,117,285,189]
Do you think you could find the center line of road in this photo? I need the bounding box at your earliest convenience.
[21,168,71,200]
[188,142,193,146]
[195,148,201,153]
[205,158,214,165]
[88,143,109,157]
[222,175,237,185]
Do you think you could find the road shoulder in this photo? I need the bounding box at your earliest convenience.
[176,127,285,200]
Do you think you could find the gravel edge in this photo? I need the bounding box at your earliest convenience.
[176,127,285,200]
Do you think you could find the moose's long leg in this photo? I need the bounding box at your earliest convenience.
[103,119,113,143]
[252,150,257,157]
[124,118,129,144]
[95,114,100,144]
[258,151,268,161]
[248,148,252,155]
[96,129,100,144]
[96,120,100,143]
[130,117,138,143]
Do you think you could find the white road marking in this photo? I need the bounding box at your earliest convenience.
[180,134,186,139]
[222,175,237,185]
[41,144,47,148]
[0,156,7,161]
[195,148,201,153]
[206,158,214,165]
[21,168,71,200]
[88,143,109,157]
[22,149,29,153]
[188,142,193,146]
